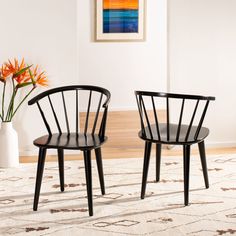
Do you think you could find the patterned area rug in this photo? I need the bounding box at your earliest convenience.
[0,154,236,236]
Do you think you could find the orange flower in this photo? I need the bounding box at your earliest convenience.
[5,58,25,75]
[31,65,39,80]
[1,58,49,122]
[1,64,12,80]
[29,65,48,87]
[14,70,31,85]
[35,71,48,87]
[1,58,31,85]
[1,58,48,88]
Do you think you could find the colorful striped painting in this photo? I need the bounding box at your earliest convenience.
[103,0,139,33]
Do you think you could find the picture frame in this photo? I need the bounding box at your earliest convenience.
[95,0,146,42]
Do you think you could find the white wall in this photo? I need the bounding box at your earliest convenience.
[0,0,77,155]
[1,0,235,155]
[77,0,167,110]
[168,0,236,146]
[1,0,167,155]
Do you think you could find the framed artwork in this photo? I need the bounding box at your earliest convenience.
[96,0,146,42]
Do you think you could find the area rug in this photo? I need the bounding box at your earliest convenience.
[0,153,235,236]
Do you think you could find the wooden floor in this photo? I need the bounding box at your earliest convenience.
[20,110,236,163]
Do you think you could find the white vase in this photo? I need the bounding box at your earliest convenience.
[0,122,19,168]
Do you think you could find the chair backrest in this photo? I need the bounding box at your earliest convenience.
[135,91,215,142]
[28,85,111,139]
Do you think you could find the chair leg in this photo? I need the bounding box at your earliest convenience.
[156,144,162,182]
[57,149,64,192]
[95,148,105,195]
[33,148,47,211]
[141,141,152,199]
[198,141,209,188]
[83,150,93,216]
[183,145,191,206]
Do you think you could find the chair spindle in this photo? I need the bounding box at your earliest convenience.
[140,96,153,139]
[99,106,108,139]
[166,97,170,141]
[176,99,185,141]
[76,89,79,134]
[136,95,146,138]
[48,95,62,134]
[36,102,52,136]
[61,91,70,134]
[194,100,210,140]
[185,100,199,141]
[84,91,92,134]
[92,93,103,135]
[151,96,161,140]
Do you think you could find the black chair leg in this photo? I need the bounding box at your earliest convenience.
[198,141,209,188]
[141,141,152,199]
[83,150,93,216]
[57,149,64,192]
[33,148,47,211]
[95,148,105,195]
[183,145,191,206]
[156,144,162,182]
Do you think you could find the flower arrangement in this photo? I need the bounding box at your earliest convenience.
[0,58,48,122]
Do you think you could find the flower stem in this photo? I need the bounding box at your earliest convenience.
[5,88,17,122]
[1,82,6,121]
[10,79,15,119]
[11,87,35,120]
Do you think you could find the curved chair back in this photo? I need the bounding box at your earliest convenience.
[135,91,215,142]
[28,85,111,139]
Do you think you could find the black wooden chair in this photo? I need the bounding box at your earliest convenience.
[135,91,215,206]
[28,85,111,216]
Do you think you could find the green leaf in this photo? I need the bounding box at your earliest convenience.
[16,82,33,88]
[13,64,32,78]
[28,68,36,84]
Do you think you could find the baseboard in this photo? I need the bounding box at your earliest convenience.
[161,141,236,151]
[205,141,236,148]
[20,148,80,156]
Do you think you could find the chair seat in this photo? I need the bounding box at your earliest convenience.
[33,133,107,150]
[139,123,209,144]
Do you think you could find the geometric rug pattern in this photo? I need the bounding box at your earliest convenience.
[0,154,235,235]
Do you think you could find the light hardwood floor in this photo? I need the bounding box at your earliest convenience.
[20,110,236,163]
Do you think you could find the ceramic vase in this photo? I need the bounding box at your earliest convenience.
[0,122,19,168]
